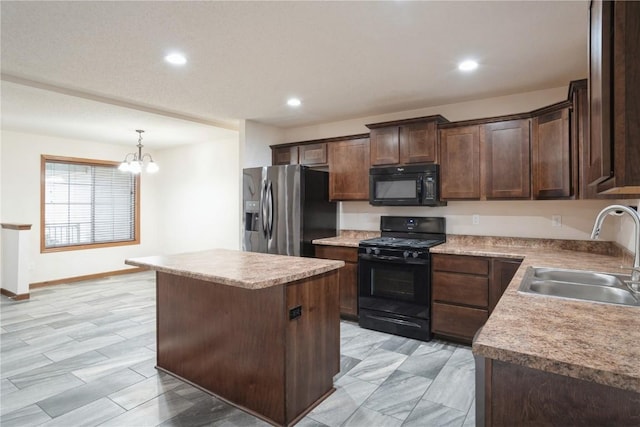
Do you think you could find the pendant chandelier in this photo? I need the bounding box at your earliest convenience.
[118,130,159,174]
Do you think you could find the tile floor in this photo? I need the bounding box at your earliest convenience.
[1,271,476,426]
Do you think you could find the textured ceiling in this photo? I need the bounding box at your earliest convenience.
[1,1,589,146]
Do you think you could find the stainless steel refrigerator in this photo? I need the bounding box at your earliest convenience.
[242,165,337,257]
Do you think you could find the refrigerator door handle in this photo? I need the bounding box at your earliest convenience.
[267,180,274,239]
[260,180,268,238]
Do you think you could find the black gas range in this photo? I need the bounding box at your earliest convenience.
[358,216,446,341]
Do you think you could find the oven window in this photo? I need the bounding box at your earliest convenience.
[375,179,417,199]
[371,267,415,301]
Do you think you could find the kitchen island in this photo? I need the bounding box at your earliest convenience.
[125,249,344,427]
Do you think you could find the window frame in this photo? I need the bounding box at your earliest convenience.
[40,155,141,253]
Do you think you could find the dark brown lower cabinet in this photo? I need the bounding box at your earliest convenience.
[315,245,358,319]
[476,357,640,426]
[432,302,487,340]
[432,254,522,343]
[489,258,522,313]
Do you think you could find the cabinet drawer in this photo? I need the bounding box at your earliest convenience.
[432,302,488,340]
[432,254,490,275]
[315,245,358,263]
[299,143,327,165]
[432,272,489,307]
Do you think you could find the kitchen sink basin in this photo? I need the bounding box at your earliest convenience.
[531,267,623,287]
[519,267,639,306]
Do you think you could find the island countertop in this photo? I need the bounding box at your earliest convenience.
[125,248,344,290]
[431,236,640,393]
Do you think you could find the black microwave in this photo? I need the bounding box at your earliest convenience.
[369,164,445,206]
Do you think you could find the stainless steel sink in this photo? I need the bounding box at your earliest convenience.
[518,267,639,306]
[531,267,623,287]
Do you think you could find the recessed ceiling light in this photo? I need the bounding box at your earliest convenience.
[458,60,478,72]
[165,53,187,65]
[287,98,302,107]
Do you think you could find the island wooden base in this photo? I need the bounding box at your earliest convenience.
[156,366,335,426]
[155,270,340,426]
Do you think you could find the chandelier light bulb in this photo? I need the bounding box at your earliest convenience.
[146,161,159,174]
[129,161,142,174]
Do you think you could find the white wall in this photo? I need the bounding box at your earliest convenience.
[613,199,640,254]
[241,120,283,169]
[155,138,240,254]
[340,200,614,241]
[0,129,242,283]
[238,120,284,245]
[283,86,568,142]
[0,130,162,283]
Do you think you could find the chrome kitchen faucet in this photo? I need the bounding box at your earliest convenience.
[591,204,640,289]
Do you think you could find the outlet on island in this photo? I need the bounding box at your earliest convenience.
[289,305,302,320]
[472,214,480,225]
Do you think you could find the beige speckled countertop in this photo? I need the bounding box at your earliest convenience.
[312,232,640,392]
[313,230,380,248]
[432,236,639,393]
[125,248,344,290]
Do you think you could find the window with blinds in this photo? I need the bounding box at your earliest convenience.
[41,155,140,252]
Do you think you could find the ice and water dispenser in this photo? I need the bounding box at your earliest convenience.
[244,201,260,232]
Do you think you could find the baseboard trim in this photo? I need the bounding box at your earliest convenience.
[30,267,150,289]
[0,288,30,300]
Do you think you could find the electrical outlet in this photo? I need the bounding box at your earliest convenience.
[552,215,562,227]
[472,214,480,225]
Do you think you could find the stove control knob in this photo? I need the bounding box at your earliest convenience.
[412,252,419,258]
[374,248,381,255]
[365,248,372,255]
[403,251,410,258]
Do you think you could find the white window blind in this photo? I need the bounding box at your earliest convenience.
[43,158,138,249]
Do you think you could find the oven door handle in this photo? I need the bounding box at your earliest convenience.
[358,253,429,265]
[367,314,424,329]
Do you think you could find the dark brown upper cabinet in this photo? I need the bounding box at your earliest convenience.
[270,134,370,201]
[439,118,531,201]
[272,145,299,165]
[588,0,612,186]
[588,0,640,195]
[366,115,448,167]
[298,143,327,166]
[272,142,329,167]
[328,137,370,201]
[439,125,481,200]
[532,102,572,199]
[569,80,594,199]
[483,119,531,199]
[368,126,399,166]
